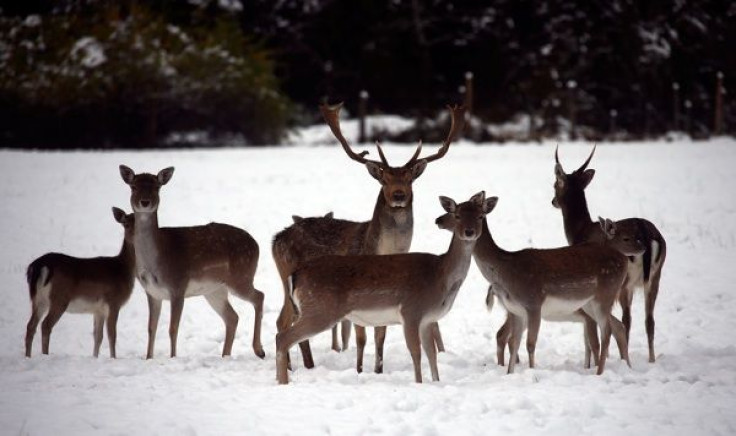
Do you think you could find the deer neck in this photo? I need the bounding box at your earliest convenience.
[473,218,513,282]
[560,191,593,244]
[439,233,477,288]
[118,239,137,276]
[132,211,165,280]
[365,191,414,254]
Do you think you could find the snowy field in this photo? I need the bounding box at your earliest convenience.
[1,137,736,435]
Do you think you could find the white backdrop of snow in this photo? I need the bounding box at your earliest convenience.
[1,138,736,435]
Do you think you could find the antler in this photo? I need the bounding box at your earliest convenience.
[576,144,597,173]
[405,104,466,166]
[320,103,381,166]
[555,144,561,166]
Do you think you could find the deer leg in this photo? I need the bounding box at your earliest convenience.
[581,310,600,368]
[355,325,367,373]
[228,283,266,359]
[169,296,185,358]
[645,271,662,363]
[507,314,525,374]
[374,326,387,374]
[92,312,105,358]
[145,293,162,359]
[619,286,633,343]
[331,325,341,352]
[609,314,631,368]
[420,323,439,382]
[106,306,120,359]
[402,320,423,383]
[496,315,511,366]
[276,278,296,369]
[276,313,337,385]
[205,289,239,357]
[526,310,542,369]
[341,320,351,351]
[25,308,43,358]
[41,302,66,355]
[431,322,445,353]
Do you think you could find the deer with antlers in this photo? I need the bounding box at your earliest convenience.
[119,165,265,359]
[273,103,465,373]
[437,200,645,374]
[553,145,667,363]
[276,192,493,384]
[25,207,136,358]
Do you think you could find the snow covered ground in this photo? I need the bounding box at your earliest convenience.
[1,137,736,435]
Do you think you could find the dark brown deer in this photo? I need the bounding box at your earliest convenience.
[436,201,645,375]
[553,145,667,362]
[119,165,264,359]
[273,103,465,373]
[25,207,135,358]
[276,192,494,384]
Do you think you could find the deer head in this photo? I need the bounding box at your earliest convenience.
[112,206,135,243]
[119,165,175,214]
[320,103,465,208]
[551,145,597,209]
[598,217,646,256]
[436,191,497,240]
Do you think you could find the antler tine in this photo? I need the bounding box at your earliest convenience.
[555,144,561,166]
[403,140,424,167]
[576,143,597,173]
[319,103,381,165]
[421,104,467,164]
[375,141,390,166]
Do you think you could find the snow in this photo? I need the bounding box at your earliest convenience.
[71,37,106,68]
[2,138,736,434]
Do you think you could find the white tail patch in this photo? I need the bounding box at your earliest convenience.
[651,240,660,268]
[33,267,52,313]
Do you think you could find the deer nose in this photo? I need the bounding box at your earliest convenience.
[464,229,476,238]
[140,200,151,208]
[392,191,407,202]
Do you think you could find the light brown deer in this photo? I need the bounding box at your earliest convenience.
[553,145,667,362]
[437,201,645,375]
[25,207,136,358]
[273,103,465,373]
[276,192,494,384]
[119,165,264,359]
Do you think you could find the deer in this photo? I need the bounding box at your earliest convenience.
[276,192,494,384]
[25,207,136,358]
[272,102,465,374]
[553,145,667,363]
[436,200,645,375]
[119,165,265,359]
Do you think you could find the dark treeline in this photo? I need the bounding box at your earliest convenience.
[1,0,734,148]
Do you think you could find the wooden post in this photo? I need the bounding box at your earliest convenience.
[684,99,692,136]
[463,72,474,121]
[358,90,369,143]
[672,82,680,131]
[714,71,724,135]
[567,80,577,140]
[609,109,618,137]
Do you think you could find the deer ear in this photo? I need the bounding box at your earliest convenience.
[470,191,486,206]
[157,167,174,185]
[439,196,456,213]
[598,217,615,239]
[580,169,595,189]
[119,165,135,185]
[112,207,126,223]
[291,215,304,223]
[435,213,454,230]
[483,197,499,214]
[365,162,383,181]
[325,211,334,219]
[411,159,427,180]
[554,163,566,184]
